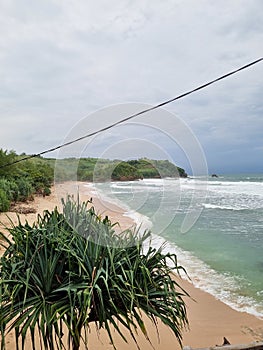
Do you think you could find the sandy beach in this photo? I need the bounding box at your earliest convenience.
[1,182,263,349]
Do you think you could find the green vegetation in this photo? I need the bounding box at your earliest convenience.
[127,158,187,179]
[0,196,189,350]
[112,161,141,181]
[54,157,187,182]
[0,148,187,212]
[0,149,53,212]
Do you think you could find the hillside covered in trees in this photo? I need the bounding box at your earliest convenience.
[0,149,187,212]
[54,157,187,182]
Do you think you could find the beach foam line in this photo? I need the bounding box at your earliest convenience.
[84,182,153,233]
[202,203,245,211]
[84,183,128,207]
[123,210,153,232]
[148,233,263,319]
[85,181,263,319]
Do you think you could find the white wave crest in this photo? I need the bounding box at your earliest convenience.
[203,203,244,211]
[146,234,263,318]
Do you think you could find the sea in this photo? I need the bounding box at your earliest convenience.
[86,174,263,318]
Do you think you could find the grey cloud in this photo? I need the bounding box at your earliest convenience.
[0,0,262,173]
[2,0,61,22]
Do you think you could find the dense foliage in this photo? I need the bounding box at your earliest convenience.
[127,158,187,178]
[54,157,187,182]
[0,149,187,212]
[0,196,189,350]
[0,149,53,212]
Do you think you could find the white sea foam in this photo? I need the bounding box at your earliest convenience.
[147,233,263,318]
[84,182,153,233]
[203,203,245,211]
[124,210,153,232]
[111,180,164,193]
[207,181,263,197]
[83,182,99,197]
[89,184,130,210]
[199,178,263,211]
[204,195,263,211]
[84,179,263,319]
[111,191,133,194]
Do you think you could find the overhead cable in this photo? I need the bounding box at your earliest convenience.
[0,57,262,169]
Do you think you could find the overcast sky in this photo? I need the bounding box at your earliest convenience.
[0,0,262,174]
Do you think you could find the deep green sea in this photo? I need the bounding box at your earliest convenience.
[87,174,263,317]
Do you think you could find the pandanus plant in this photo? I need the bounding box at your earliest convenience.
[0,196,189,349]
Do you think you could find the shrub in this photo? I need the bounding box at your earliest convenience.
[16,178,33,201]
[0,179,19,202]
[0,149,17,178]
[112,162,141,180]
[0,189,10,212]
[0,196,189,350]
[43,186,51,196]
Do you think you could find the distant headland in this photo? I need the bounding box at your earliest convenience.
[0,149,187,213]
[54,157,188,182]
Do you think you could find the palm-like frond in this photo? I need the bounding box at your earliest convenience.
[0,196,189,349]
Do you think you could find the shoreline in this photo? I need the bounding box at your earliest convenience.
[1,181,263,349]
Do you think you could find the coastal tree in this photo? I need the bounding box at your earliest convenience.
[0,149,53,211]
[0,149,17,178]
[0,196,189,349]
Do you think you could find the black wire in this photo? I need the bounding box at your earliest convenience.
[1,57,262,169]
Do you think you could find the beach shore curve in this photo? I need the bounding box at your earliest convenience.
[0,181,263,349]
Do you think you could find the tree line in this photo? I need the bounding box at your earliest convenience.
[0,149,53,212]
[54,157,187,182]
[0,149,187,212]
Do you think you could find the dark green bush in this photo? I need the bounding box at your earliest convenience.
[0,149,54,212]
[112,162,141,180]
[43,186,51,196]
[0,179,19,202]
[0,150,17,178]
[0,189,10,212]
[16,178,33,201]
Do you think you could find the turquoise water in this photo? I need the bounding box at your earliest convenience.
[89,174,263,317]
